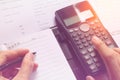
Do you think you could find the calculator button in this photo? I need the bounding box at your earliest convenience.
[92,26,97,30]
[90,52,96,57]
[84,42,89,47]
[69,29,74,33]
[81,50,87,55]
[88,47,94,52]
[77,32,82,35]
[82,38,86,43]
[80,24,90,32]
[93,58,99,62]
[79,45,84,49]
[99,28,103,32]
[87,59,93,65]
[89,64,96,70]
[74,28,79,31]
[87,36,91,41]
[95,30,99,34]
[80,34,84,39]
[101,32,105,35]
[103,35,108,39]
[85,33,89,37]
[89,41,92,45]
[74,37,79,41]
[89,30,94,35]
[71,33,77,37]
[96,33,101,37]
[76,41,82,45]
[84,54,90,59]
[105,39,112,45]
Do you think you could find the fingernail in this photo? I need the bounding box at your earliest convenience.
[86,76,95,80]
[92,36,100,41]
[26,53,34,60]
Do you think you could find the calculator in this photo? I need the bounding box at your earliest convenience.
[55,1,118,75]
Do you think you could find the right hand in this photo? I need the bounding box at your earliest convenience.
[0,49,38,80]
[86,36,120,80]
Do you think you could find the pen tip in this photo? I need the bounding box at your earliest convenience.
[32,52,36,55]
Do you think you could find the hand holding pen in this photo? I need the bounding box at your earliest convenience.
[0,49,38,80]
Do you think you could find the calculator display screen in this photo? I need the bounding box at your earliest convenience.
[63,10,94,27]
[63,15,80,27]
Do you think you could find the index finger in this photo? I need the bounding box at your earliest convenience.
[91,36,118,61]
[0,49,29,65]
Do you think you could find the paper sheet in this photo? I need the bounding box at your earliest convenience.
[6,29,76,80]
[0,0,83,43]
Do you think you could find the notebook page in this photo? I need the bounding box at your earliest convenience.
[8,29,76,80]
[29,0,84,30]
[0,0,84,43]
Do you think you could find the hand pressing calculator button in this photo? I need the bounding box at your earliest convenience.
[55,0,118,75]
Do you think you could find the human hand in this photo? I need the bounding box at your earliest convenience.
[0,49,37,80]
[86,36,120,80]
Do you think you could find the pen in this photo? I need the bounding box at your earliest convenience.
[0,52,36,71]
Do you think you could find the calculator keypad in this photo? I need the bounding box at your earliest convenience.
[68,19,115,73]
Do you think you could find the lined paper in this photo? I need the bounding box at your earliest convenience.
[9,29,76,80]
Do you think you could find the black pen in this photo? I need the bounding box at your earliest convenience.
[0,52,36,71]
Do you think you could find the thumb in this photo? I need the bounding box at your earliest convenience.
[86,76,95,80]
[13,53,35,80]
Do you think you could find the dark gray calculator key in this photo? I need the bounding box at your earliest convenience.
[85,33,89,37]
[81,49,87,55]
[101,32,105,36]
[74,37,79,41]
[79,45,84,49]
[82,38,86,43]
[93,58,99,62]
[89,41,92,45]
[87,47,94,52]
[86,36,91,41]
[84,42,89,47]
[96,33,101,37]
[95,30,99,34]
[76,41,82,45]
[77,32,82,35]
[80,34,84,39]
[90,52,96,57]
[89,30,94,35]
[103,35,108,39]
[69,29,74,33]
[87,59,94,65]
[92,26,97,30]
[89,64,97,70]
[74,28,79,31]
[105,39,112,45]
[72,33,77,38]
[84,54,90,60]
